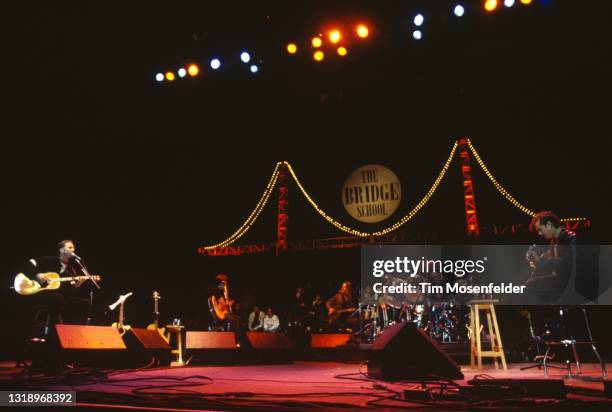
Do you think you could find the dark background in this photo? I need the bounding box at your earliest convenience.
[2,1,611,357]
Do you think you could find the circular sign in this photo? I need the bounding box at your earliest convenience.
[342,164,401,223]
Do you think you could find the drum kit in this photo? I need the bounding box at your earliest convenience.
[360,297,468,344]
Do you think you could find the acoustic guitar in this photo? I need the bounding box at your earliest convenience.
[327,307,357,324]
[110,292,132,336]
[146,291,168,342]
[13,272,102,296]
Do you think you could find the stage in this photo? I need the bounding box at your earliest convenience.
[1,360,610,410]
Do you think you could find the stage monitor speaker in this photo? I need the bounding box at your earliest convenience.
[310,333,351,348]
[604,380,612,398]
[186,331,237,349]
[368,322,464,381]
[123,328,171,366]
[129,328,170,350]
[53,324,127,368]
[245,332,292,364]
[246,332,291,349]
[56,324,126,350]
[186,331,237,364]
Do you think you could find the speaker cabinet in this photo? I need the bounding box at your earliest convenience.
[123,328,171,366]
[186,331,237,349]
[368,322,464,381]
[186,331,237,364]
[310,333,351,348]
[56,324,126,350]
[53,324,127,368]
[245,332,292,364]
[246,332,291,349]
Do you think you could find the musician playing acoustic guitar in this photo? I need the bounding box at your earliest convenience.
[208,273,240,331]
[524,211,576,303]
[16,240,96,332]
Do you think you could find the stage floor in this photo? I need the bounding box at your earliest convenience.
[1,360,610,410]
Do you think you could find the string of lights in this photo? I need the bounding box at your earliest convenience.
[284,142,458,237]
[201,162,282,249]
[466,139,587,223]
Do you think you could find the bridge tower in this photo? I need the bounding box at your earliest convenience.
[458,138,480,236]
[276,163,289,254]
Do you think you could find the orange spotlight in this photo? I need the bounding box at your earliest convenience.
[313,51,324,62]
[328,30,341,44]
[165,71,175,81]
[187,64,199,77]
[356,24,369,39]
[485,0,498,11]
[286,43,298,54]
[337,46,347,56]
[520,0,532,4]
[311,36,322,48]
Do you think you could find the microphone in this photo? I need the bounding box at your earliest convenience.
[70,252,83,261]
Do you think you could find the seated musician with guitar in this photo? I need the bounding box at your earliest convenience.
[325,281,358,332]
[13,240,102,331]
[524,211,576,303]
[207,273,240,331]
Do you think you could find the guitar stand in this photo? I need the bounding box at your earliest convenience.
[520,352,559,371]
[527,307,607,379]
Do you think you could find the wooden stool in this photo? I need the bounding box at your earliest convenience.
[165,325,185,367]
[469,299,507,371]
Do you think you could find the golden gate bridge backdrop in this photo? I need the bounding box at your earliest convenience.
[198,138,589,257]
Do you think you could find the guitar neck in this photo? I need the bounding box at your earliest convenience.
[57,275,90,282]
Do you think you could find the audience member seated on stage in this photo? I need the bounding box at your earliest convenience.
[263,307,280,332]
[248,306,265,331]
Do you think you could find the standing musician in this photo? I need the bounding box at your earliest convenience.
[525,211,576,303]
[325,281,358,331]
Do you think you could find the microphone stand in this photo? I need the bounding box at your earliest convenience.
[73,256,100,325]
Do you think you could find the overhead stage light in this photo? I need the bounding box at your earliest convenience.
[155,73,164,82]
[412,30,423,40]
[313,50,324,61]
[187,64,199,76]
[504,0,515,7]
[178,68,187,78]
[485,0,499,12]
[454,5,465,17]
[328,30,341,44]
[250,64,259,73]
[414,14,425,27]
[210,58,221,70]
[286,43,298,54]
[240,52,251,63]
[337,46,347,56]
[356,24,369,39]
[165,71,175,81]
[311,37,322,48]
